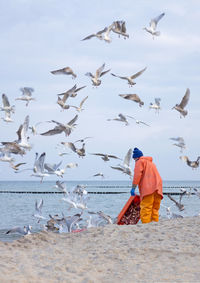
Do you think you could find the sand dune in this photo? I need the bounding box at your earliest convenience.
[0,217,200,282]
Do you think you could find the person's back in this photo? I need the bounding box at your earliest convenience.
[131,148,163,223]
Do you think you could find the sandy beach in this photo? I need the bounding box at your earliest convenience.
[0,217,200,283]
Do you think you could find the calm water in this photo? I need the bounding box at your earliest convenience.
[1,180,200,242]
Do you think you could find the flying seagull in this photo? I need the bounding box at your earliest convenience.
[143,13,165,39]
[180,156,200,169]
[172,88,190,118]
[15,87,35,107]
[40,115,78,137]
[169,137,185,152]
[85,63,110,86]
[111,67,147,87]
[0,94,15,113]
[119,94,144,107]
[57,84,86,98]
[110,148,132,178]
[111,21,129,39]
[90,152,121,162]
[51,67,77,79]
[149,98,161,113]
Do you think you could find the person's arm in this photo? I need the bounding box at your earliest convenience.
[130,160,143,195]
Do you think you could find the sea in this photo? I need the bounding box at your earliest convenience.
[0,180,200,242]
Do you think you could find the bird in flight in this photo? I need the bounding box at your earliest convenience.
[51,66,77,79]
[143,13,165,39]
[119,94,144,107]
[111,67,147,87]
[85,63,110,86]
[172,88,190,118]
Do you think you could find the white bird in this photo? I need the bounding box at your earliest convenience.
[0,151,15,163]
[90,152,121,162]
[51,66,77,79]
[149,98,161,114]
[107,113,131,126]
[111,20,129,39]
[93,172,105,178]
[33,199,46,223]
[6,225,32,235]
[111,67,147,87]
[1,110,13,123]
[70,96,88,112]
[119,94,144,107]
[180,156,200,169]
[31,152,50,182]
[169,137,185,152]
[172,88,190,118]
[54,181,68,194]
[57,84,86,98]
[143,13,165,39]
[61,142,86,158]
[40,115,78,137]
[82,27,108,41]
[44,160,63,177]
[167,193,185,211]
[0,94,15,113]
[131,117,150,127]
[85,63,110,86]
[110,148,132,177]
[15,87,35,107]
[16,115,31,150]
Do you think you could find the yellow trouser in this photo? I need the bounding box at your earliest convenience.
[140,191,162,223]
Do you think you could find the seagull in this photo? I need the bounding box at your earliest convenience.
[167,193,185,211]
[31,152,50,182]
[29,122,43,135]
[172,88,190,118]
[149,98,161,113]
[51,213,82,233]
[16,115,31,150]
[61,142,86,158]
[111,21,129,39]
[0,151,15,163]
[119,94,144,107]
[85,63,110,86]
[15,87,35,107]
[51,66,77,79]
[0,94,15,113]
[169,137,185,152]
[143,13,165,39]
[57,84,86,98]
[161,204,183,219]
[54,181,68,194]
[107,113,132,126]
[111,67,147,87]
[44,160,63,177]
[131,117,150,127]
[96,211,113,224]
[62,193,88,210]
[180,156,200,169]
[82,27,108,41]
[1,110,13,122]
[33,199,46,223]
[90,152,121,162]
[70,96,88,112]
[74,136,93,143]
[102,23,115,43]
[193,188,200,198]
[10,162,26,171]
[40,115,78,137]
[93,172,105,178]
[0,142,26,156]
[6,225,32,235]
[57,93,71,111]
[110,148,132,178]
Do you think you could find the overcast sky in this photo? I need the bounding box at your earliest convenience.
[0,0,200,181]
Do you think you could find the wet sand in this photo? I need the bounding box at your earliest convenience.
[0,217,200,283]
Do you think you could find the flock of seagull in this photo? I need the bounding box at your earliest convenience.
[1,13,199,235]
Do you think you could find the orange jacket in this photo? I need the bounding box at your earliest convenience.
[132,156,163,200]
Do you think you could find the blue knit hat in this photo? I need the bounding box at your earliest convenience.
[132,147,143,159]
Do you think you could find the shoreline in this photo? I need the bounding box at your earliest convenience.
[0,217,200,282]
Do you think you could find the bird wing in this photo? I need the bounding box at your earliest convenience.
[111,73,128,80]
[67,114,78,126]
[79,96,88,108]
[140,121,150,127]
[110,166,124,172]
[2,94,10,107]
[36,152,46,172]
[123,148,132,167]
[130,67,147,79]
[107,154,121,159]
[81,34,96,40]
[151,13,165,29]
[85,72,94,78]
[23,87,34,97]
[179,88,190,109]
[21,115,29,142]
[40,126,63,136]
[100,69,111,77]
[65,142,77,152]
[90,153,105,157]
[16,124,23,141]
[44,163,54,172]
[75,85,86,93]
[96,63,105,78]
[61,93,70,103]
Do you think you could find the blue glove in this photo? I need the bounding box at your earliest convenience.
[130,187,135,196]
